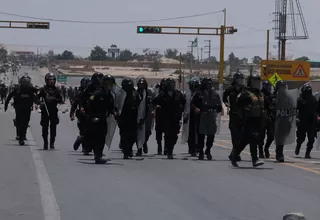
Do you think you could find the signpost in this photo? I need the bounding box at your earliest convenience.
[268,73,283,87]
[57,75,67,83]
[261,60,310,81]
[0,21,50,29]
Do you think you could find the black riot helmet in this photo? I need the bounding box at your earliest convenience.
[80,77,87,88]
[247,74,262,90]
[275,80,287,92]
[188,76,201,91]
[165,78,176,91]
[262,81,272,94]
[201,77,213,90]
[102,75,116,91]
[232,72,245,86]
[160,78,167,90]
[45,72,56,86]
[91,72,104,85]
[137,77,148,90]
[19,75,32,87]
[301,84,312,96]
[121,78,134,92]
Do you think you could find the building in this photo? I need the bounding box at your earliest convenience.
[11,51,35,56]
[107,44,120,59]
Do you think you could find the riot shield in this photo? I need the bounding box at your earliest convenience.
[274,89,299,146]
[181,88,192,144]
[198,88,222,135]
[137,89,146,149]
[105,85,127,149]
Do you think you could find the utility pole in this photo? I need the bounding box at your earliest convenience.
[204,40,211,76]
[188,41,194,73]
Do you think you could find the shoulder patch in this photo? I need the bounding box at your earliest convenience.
[89,95,95,100]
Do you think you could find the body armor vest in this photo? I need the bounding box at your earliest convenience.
[245,90,264,118]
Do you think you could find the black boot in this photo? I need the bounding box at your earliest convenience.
[166,146,174,159]
[258,145,265,158]
[95,156,107,164]
[50,139,55,149]
[73,135,83,151]
[295,143,302,156]
[231,152,239,167]
[275,145,284,162]
[136,148,142,156]
[19,139,25,146]
[264,146,270,159]
[252,159,264,167]
[198,149,204,160]
[157,142,162,155]
[143,143,148,154]
[43,137,48,150]
[305,146,312,159]
[205,148,212,160]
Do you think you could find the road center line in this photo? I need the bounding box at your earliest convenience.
[27,128,61,220]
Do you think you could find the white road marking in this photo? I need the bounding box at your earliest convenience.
[27,129,61,220]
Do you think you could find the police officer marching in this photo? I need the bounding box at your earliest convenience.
[36,73,63,150]
[5,75,37,145]
[231,74,266,167]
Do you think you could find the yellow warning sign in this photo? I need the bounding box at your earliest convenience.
[261,60,310,81]
[293,64,307,77]
[268,73,282,87]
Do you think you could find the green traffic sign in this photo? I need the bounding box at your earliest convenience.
[137,26,162,34]
[57,75,67,82]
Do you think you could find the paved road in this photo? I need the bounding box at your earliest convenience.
[1,67,320,220]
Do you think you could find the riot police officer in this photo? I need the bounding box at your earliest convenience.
[84,75,115,164]
[223,72,245,161]
[37,73,63,150]
[295,84,318,158]
[70,77,90,152]
[155,78,167,155]
[136,76,154,156]
[259,81,275,158]
[5,75,37,145]
[231,74,265,167]
[152,78,186,159]
[191,77,222,160]
[117,78,141,159]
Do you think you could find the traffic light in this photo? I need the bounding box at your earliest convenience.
[27,22,50,29]
[137,26,162,34]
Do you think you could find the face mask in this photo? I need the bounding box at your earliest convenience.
[236,78,245,86]
[250,80,262,90]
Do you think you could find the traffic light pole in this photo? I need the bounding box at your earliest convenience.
[137,22,237,93]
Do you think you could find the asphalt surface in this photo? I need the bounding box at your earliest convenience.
[1,66,320,220]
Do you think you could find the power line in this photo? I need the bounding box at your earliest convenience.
[0,10,223,24]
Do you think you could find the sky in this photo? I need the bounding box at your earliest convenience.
[0,0,319,61]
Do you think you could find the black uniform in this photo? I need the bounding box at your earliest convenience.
[79,72,104,154]
[155,78,166,155]
[0,83,8,104]
[259,81,275,158]
[152,78,186,159]
[223,72,245,161]
[4,76,37,145]
[231,74,265,167]
[37,73,63,150]
[191,78,222,160]
[84,75,115,164]
[186,78,201,156]
[117,78,141,159]
[295,84,318,158]
[70,77,90,152]
[136,77,154,156]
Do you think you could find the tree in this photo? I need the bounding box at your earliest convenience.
[295,56,309,61]
[152,54,162,72]
[252,56,262,65]
[90,46,107,61]
[180,52,195,63]
[228,52,240,72]
[55,50,74,60]
[165,48,178,60]
[118,49,133,61]
[0,46,8,61]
